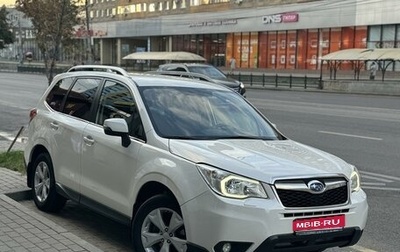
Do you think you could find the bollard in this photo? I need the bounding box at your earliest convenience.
[290,74,292,88]
[275,74,278,88]
[304,75,307,89]
[250,73,253,86]
[262,73,265,87]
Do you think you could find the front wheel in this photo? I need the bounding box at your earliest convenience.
[32,153,66,212]
[132,194,187,252]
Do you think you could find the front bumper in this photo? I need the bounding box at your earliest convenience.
[181,188,368,252]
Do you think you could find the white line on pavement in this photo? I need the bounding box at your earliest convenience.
[351,245,378,252]
[361,170,400,182]
[0,131,24,143]
[361,174,393,183]
[362,186,400,192]
[318,131,382,141]
[361,182,386,186]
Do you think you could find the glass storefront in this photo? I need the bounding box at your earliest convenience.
[172,26,369,70]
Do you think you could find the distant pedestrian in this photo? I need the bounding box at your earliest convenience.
[229,57,236,75]
[370,62,378,80]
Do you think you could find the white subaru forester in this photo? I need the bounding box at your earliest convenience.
[24,66,368,252]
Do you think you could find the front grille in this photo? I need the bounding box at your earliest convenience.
[274,178,349,208]
[283,208,350,218]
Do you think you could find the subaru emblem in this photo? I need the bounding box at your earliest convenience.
[308,180,325,194]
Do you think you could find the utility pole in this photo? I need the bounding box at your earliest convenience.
[18,18,23,65]
[85,0,94,64]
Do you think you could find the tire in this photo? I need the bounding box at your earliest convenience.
[32,153,66,212]
[132,194,187,252]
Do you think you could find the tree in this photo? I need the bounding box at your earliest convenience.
[16,0,79,85]
[0,5,14,49]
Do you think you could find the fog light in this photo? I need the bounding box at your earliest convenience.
[222,243,231,252]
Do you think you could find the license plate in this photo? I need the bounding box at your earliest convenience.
[292,215,345,232]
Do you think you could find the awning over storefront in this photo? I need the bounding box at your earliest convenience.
[122,51,206,62]
[321,49,373,61]
[321,48,400,81]
[321,48,400,61]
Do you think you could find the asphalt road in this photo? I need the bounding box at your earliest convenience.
[1,72,400,251]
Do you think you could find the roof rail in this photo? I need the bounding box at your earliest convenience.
[66,65,130,76]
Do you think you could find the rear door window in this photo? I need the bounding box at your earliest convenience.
[46,77,74,112]
[62,78,102,121]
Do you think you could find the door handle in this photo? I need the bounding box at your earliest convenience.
[83,136,95,146]
[50,122,59,130]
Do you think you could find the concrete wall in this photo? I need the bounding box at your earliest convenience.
[322,80,400,96]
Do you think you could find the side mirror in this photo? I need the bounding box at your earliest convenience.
[103,118,131,147]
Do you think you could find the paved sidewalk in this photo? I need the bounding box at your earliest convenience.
[0,168,104,252]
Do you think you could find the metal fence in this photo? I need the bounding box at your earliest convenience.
[231,73,322,89]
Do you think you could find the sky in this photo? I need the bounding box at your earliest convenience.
[0,0,15,6]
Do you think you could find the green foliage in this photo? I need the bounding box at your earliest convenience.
[0,6,14,49]
[0,151,25,174]
[15,0,80,84]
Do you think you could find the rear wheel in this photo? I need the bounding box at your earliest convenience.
[32,153,66,212]
[132,194,187,252]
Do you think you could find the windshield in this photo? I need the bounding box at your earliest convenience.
[187,65,227,79]
[140,86,281,140]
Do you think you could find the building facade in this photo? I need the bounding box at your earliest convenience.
[85,0,400,70]
[87,0,400,70]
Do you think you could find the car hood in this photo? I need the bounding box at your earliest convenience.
[212,78,240,88]
[169,139,351,184]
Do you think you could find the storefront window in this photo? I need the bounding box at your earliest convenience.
[233,33,241,67]
[368,26,381,48]
[382,25,395,48]
[258,32,268,68]
[287,31,296,69]
[330,28,342,52]
[307,29,318,70]
[267,31,277,69]
[355,26,367,48]
[342,27,355,49]
[250,32,258,68]
[226,33,234,67]
[297,30,307,69]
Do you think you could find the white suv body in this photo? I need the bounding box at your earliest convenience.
[24,68,368,252]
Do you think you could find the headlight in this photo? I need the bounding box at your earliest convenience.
[197,164,268,199]
[350,166,361,192]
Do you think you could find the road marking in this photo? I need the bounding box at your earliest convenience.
[362,186,400,192]
[318,131,382,141]
[361,182,386,186]
[361,174,393,183]
[0,131,25,143]
[361,171,400,182]
[351,245,378,252]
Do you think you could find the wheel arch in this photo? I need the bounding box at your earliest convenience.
[27,145,50,188]
[132,181,179,221]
